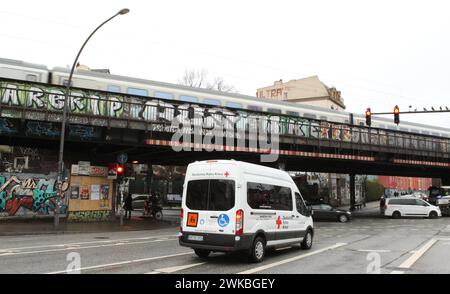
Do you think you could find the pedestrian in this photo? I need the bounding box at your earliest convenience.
[379,196,386,216]
[123,193,133,219]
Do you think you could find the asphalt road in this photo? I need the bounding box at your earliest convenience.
[0,217,449,274]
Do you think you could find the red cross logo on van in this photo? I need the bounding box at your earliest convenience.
[276,215,282,229]
[224,171,230,177]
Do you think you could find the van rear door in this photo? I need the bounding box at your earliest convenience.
[184,164,236,236]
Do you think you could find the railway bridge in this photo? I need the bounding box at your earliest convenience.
[1,78,450,212]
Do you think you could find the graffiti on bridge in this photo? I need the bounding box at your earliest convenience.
[0,118,18,135]
[68,125,101,140]
[0,175,68,217]
[1,80,448,153]
[25,121,60,137]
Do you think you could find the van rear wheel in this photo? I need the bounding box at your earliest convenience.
[194,249,211,258]
[249,236,265,263]
[301,230,313,250]
[392,211,401,219]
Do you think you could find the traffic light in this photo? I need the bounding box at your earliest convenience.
[117,165,124,175]
[117,165,125,182]
[365,108,372,126]
[394,105,400,125]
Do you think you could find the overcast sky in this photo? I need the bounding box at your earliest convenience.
[1,0,449,127]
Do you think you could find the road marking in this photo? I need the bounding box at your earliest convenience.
[0,238,178,257]
[357,249,391,253]
[0,234,178,252]
[146,262,206,274]
[390,270,405,274]
[237,243,347,274]
[46,251,193,274]
[398,239,437,269]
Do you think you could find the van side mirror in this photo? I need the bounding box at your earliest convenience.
[306,207,313,217]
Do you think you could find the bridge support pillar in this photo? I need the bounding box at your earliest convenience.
[350,174,356,211]
[441,177,450,186]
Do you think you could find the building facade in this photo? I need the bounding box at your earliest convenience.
[256,76,346,111]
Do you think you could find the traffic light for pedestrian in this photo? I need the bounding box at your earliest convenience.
[394,105,400,125]
[365,108,372,126]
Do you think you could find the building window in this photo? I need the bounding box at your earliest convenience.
[287,111,299,117]
[107,85,121,93]
[179,95,198,103]
[127,87,148,96]
[203,98,221,106]
[248,105,262,112]
[155,91,173,100]
[226,102,242,109]
[267,108,281,114]
[26,74,37,82]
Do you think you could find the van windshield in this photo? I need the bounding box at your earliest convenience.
[186,179,235,211]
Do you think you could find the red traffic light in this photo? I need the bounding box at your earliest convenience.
[117,165,124,174]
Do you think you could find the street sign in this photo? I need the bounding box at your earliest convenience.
[117,153,128,164]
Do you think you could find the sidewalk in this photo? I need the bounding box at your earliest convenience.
[0,209,180,236]
[338,201,382,218]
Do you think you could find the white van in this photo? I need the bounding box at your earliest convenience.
[179,160,314,263]
[384,197,441,219]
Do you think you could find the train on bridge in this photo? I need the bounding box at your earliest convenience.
[1,57,450,139]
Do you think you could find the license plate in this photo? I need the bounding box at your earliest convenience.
[187,235,204,241]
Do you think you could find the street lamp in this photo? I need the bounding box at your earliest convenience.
[55,8,130,228]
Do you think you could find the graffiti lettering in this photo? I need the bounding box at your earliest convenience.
[26,87,45,108]
[1,84,20,106]
[67,210,110,222]
[26,121,60,137]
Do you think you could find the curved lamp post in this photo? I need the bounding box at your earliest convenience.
[55,8,130,228]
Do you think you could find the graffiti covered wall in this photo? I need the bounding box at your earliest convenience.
[0,175,68,217]
[0,145,68,218]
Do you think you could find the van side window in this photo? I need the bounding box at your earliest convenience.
[247,182,292,211]
[295,192,307,215]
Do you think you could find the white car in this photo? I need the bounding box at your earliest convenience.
[179,160,314,263]
[384,197,441,219]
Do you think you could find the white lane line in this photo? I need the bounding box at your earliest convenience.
[390,270,405,274]
[398,239,437,269]
[0,238,178,257]
[46,251,193,274]
[146,262,206,274]
[0,234,178,252]
[357,249,391,253]
[237,243,347,274]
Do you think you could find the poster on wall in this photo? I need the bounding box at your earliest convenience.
[100,185,110,200]
[80,186,90,200]
[91,185,100,200]
[70,185,80,199]
[78,161,91,176]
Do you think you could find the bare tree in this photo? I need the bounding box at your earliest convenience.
[178,69,237,93]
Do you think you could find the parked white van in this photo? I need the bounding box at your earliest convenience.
[179,160,314,262]
[384,197,441,219]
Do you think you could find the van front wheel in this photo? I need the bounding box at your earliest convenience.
[194,249,211,258]
[249,236,266,263]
